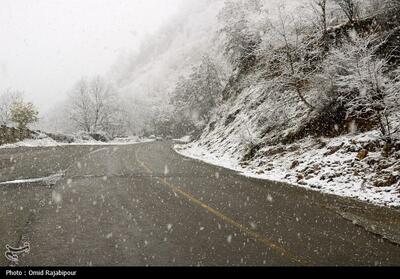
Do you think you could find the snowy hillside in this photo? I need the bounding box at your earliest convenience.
[174,0,400,208]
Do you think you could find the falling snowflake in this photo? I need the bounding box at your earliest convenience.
[52,191,62,204]
[250,222,257,229]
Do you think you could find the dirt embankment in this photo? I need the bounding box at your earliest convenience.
[0,126,34,146]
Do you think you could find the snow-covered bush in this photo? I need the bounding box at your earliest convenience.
[321,32,399,141]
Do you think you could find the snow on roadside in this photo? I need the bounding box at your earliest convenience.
[175,131,400,208]
[0,137,61,149]
[173,135,192,144]
[0,172,64,186]
[0,135,154,149]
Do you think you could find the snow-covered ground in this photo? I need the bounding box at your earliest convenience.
[175,131,400,208]
[173,135,192,144]
[0,172,64,186]
[0,134,154,149]
[0,137,61,149]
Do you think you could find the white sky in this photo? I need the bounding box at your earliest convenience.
[0,0,182,111]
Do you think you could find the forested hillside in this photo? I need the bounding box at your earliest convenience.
[110,0,400,142]
[171,0,400,207]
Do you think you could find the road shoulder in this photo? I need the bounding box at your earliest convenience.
[173,143,400,246]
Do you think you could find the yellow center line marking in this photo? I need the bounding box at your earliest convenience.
[135,148,311,266]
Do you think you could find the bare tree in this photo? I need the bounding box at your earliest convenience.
[0,89,23,126]
[171,55,224,128]
[70,79,92,132]
[310,0,329,34]
[217,0,263,66]
[69,76,124,135]
[89,77,112,133]
[334,0,360,23]
[269,5,316,111]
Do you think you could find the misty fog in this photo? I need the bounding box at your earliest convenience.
[0,0,182,112]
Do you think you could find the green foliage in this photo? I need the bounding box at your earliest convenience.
[10,101,39,129]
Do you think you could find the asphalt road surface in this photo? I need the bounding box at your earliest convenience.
[0,141,399,266]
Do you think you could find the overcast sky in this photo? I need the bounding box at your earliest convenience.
[0,0,182,111]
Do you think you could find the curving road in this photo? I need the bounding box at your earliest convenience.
[0,141,400,266]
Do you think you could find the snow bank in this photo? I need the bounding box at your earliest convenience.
[0,134,154,149]
[0,172,64,186]
[0,137,61,149]
[174,135,192,144]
